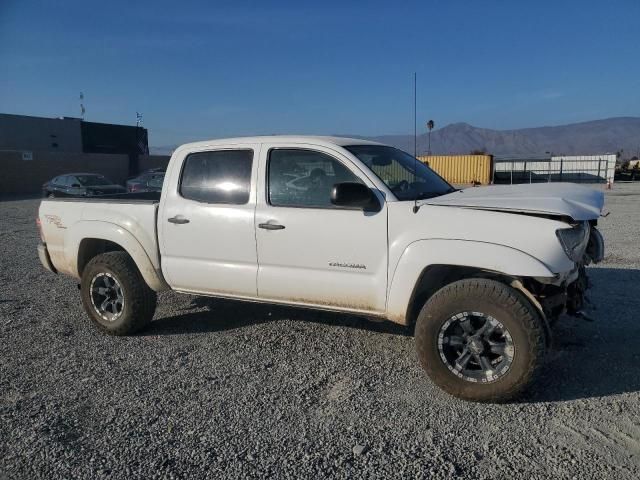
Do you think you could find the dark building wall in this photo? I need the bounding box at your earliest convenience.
[0,114,149,156]
[0,150,130,195]
[81,122,148,155]
[0,114,158,192]
[138,155,170,172]
[0,151,170,194]
[0,114,83,153]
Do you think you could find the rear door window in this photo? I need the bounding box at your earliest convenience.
[180,150,253,204]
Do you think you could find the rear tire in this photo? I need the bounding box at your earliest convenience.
[80,252,157,335]
[415,278,545,402]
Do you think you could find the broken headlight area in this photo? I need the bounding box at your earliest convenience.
[585,225,604,264]
[556,221,590,263]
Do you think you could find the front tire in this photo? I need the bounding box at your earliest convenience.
[80,252,157,335]
[415,278,545,402]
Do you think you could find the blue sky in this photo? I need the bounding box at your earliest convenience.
[1,0,639,146]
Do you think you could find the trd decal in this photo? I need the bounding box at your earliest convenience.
[45,215,67,229]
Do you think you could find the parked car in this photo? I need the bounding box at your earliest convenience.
[42,173,126,198]
[615,158,639,181]
[126,168,166,192]
[37,136,605,402]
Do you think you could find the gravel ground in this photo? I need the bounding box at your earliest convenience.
[1,184,639,479]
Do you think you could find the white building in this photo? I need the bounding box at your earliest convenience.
[493,154,617,184]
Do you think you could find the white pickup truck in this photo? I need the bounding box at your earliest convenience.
[37,136,605,402]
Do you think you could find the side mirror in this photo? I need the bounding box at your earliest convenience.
[331,182,380,212]
[71,183,81,188]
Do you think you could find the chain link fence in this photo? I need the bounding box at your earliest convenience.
[493,154,616,185]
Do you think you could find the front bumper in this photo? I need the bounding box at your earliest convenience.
[37,242,57,274]
[536,264,590,322]
[531,226,603,323]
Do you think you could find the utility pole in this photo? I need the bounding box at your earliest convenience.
[426,119,435,155]
[131,112,145,178]
[79,92,85,120]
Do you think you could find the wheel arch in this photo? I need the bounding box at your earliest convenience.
[68,221,169,292]
[77,238,125,276]
[406,264,511,325]
[386,239,556,327]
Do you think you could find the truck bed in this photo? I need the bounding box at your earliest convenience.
[39,195,161,279]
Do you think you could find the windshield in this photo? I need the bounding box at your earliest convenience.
[76,175,112,186]
[345,145,454,200]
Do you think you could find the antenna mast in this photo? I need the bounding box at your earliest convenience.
[413,72,417,158]
[412,72,419,213]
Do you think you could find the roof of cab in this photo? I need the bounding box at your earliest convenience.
[175,135,385,152]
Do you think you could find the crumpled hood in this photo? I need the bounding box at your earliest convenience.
[421,183,604,221]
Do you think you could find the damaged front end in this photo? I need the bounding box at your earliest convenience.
[526,222,604,325]
[566,223,604,319]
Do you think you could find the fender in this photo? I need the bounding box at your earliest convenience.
[386,239,555,325]
[65,220,169,291]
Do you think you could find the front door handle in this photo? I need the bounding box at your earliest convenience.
[258,222,285,230]
[168,215,190,224]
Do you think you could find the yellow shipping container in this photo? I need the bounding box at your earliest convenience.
[418,155,493,185]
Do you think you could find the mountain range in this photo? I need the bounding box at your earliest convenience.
[151,117,640,158]
[363,117,640,157]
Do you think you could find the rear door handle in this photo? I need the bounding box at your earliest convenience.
[168,215,190,224]
[258,222,285,230]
